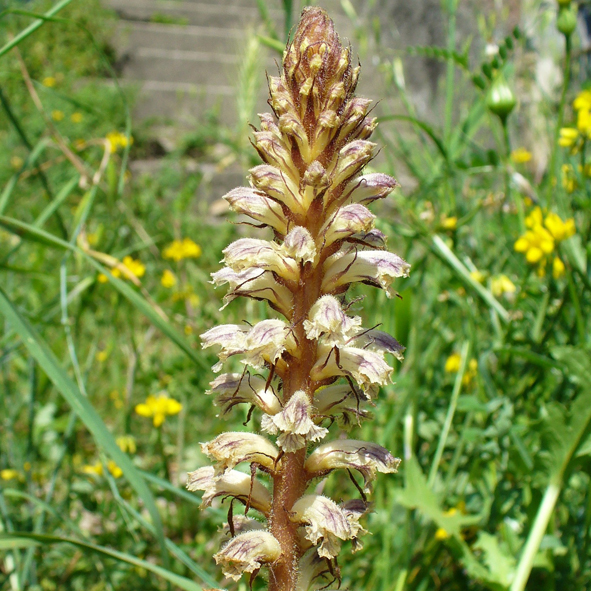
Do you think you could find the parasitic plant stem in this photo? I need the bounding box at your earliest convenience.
[188,8,410,590]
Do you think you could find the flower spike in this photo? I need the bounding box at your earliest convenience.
[188,7,407,589]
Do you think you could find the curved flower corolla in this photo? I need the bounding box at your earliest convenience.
[303,295,362,347]
[322,250,410,297]
[224,187,288,235]
[202,432,279,474]
[214,530,282,582]
[290,494,357,559]
[207,373,282,416]
[261,390,328,452]
[211,267,293,317]
[305,439,401,492]
[311,344,393,391]
[187,466,271,515]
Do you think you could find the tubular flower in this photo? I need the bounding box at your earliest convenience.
[188,8,406,589]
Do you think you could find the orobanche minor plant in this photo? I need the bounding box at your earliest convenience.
[188,7,409,590]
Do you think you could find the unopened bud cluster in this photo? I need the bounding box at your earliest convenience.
[188,8,409,590]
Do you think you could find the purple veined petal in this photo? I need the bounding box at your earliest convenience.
[201,324,248,371]
[321,204,376,248]
[305,439,401,492]
[214,530,282,582]
[341,172,399,205]
[249,164,303,214]
[311,344,393,390]
[211,267,293,317]
[330,140,376,187]
[303,295,362,347]
[322,249,410,297]
[261,391,328,452]
[353,328,405,361]
[314,382,372,427]
[186,465,272,514]
[253,130,299,179]
[242,319,295,370]
[283,226,317,264]
[224,187,288,234]
[296,549,333,591]
[223,238,300,282]
[290,494,352,559]
[207,372,282,416]
[201,432,279,474]
[347,228,388,249]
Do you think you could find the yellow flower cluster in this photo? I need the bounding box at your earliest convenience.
[83,460,122,478]
[491,274,516,297]
[163,238,202,262]
[135,392,182,427]
[98,256,145,283]
[161,269,177,288]
[106,131,133,153]
[510,147,532,164]
[559,89,591,150]
[445,353,478,386]
[514,207,575,278]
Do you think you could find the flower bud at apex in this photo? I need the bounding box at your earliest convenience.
[190,7,409,588]
[557,5,577,36]
[487,72,516,121]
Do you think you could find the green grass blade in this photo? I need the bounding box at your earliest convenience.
[0,0,75,58]
[0,215,206,369]
[0,533,203,591]
[0,286,170,570]
[430,234,510,323]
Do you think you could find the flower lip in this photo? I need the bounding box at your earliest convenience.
[201,432,279,474]
[187,465,272,514]
[305,439,401,492]
[214,530,282,582]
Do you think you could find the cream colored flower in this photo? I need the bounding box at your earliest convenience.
[214,531,282,582]
[261,391,328,452]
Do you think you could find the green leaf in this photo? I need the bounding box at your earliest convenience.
[0,533,203,591]
[473,532,516,587]
[0,286,169,568]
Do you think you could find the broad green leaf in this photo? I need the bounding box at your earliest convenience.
[0,533,204,591]
[473,532,516,588]
[0,286,169,568]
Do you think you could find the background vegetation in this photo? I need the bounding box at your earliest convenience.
[1,1,590,590]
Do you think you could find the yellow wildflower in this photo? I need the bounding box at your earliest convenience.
[96,349,108,362]
[435,507,459,541]
[561,164,576,193]
[135,393,182,427]
[184,324,194,335]
[510,148,532,164]
[108,461,123,478]
[71,112,83,123]
[42,76,57,87]
[469,270,486,284]
[116,435,137,454]
[544,212,576,242]
[577,108,591,137]
[441,216,457,230]
[106,131,132,153]
[1,469,20,481]
[10,155,24,170]
[109,390,123,410]
[573,89,591,111]
[161,269,177,288]
[82,462,103,476]
[163,238,202,261]
[51,110,64,122]
[112,256,146,280]
[514,227,554,263]
[445,353,461,373]
[558,127,578,147]
[97,273,109,283]
[553,256,566,279]
[491,274,516,297]
[515,207,575,275]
